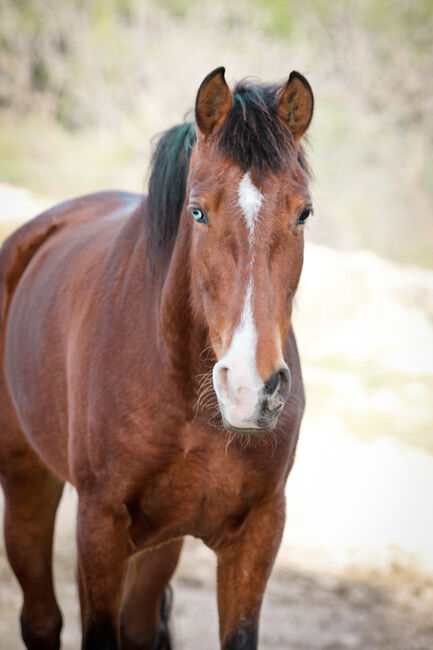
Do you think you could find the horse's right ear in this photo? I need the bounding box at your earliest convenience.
[195,67,232,139]
[276,71,314,140]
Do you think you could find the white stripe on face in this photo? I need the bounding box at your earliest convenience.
[218,275,261,391]
[212,173,264,427]
[237,172,263,246]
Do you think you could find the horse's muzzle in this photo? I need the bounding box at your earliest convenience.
[213,364,291,435]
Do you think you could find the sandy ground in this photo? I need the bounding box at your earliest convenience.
[1,184,433,648]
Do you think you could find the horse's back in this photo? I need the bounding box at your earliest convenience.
[1,190,141,328]
[0,191,143,480]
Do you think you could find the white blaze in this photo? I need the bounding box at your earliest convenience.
[219,276,261,392]
[213,173,264,427]
[230,172,263,386]
[237,172,263,246]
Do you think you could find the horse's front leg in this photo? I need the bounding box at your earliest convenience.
[216,495,286,650]
[76,495,132,650]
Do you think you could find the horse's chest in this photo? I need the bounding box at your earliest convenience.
[126,446,272,550]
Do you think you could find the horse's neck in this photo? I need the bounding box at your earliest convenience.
[111,206,212,417]
[158,215,210,382]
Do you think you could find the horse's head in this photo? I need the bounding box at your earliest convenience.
[187,67,314,434]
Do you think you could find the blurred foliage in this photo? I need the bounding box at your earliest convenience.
[0,0,432,265]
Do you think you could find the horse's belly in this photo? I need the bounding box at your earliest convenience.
[4,269,74,481]
[4,322,70,480]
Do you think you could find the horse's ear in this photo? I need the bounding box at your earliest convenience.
[195,67,232,139]
[276,71,314,140]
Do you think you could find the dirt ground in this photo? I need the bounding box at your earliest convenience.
[0,490,432,650]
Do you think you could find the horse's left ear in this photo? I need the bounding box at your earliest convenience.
[195,67,232,139]
[276,71,314,140]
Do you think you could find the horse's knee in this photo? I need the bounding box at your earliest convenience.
[20,604,62,650]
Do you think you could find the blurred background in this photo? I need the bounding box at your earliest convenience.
[0,1,432,648]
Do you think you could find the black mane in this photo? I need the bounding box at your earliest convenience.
[146,80,308,263]
[146,122,196,261]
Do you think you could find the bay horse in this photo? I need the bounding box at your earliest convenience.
[0,67,314,649]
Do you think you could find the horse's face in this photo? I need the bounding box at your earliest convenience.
[190,68,314,434]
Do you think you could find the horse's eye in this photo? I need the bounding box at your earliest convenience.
[296,207,311,226]
[191,207,208,224]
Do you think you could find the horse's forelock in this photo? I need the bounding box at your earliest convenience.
[145,80,310,264]
[214,81,309,178]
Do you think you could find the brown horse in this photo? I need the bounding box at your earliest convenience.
[0,67,313,649]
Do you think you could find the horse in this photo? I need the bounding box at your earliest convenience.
[0,66,314,649]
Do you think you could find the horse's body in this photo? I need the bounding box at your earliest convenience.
[0,68,313,649]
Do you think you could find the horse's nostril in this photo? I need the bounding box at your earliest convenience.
[215,365,229,394]
[264,371,281,395]
[278,367,291,399]
[264,367,291,400]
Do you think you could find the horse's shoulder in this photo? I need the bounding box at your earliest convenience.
[0,190,143,336]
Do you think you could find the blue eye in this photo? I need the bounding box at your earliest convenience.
[296,207,311,226]
[191,207,208,224]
